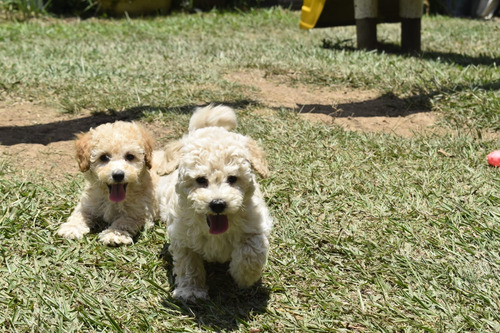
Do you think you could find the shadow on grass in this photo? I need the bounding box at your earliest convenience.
[0,101,254,146]
[297,91,433,117]
[160,242,270,331]
[296,78,499,121]
[0,94,434,148]
[321,39,500,67]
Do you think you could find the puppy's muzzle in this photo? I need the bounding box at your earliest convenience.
[207,199,228,235]
[108,170,127,203]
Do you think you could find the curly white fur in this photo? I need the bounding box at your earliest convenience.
[57,121,158,246]
[156,104,273,301]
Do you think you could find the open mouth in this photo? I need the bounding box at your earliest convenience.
[206,215,229,235]
[108,183,128,203]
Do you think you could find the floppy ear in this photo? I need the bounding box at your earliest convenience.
[246,138,269,178]
[75,132,92,172]
[154,140,184,175]
[138,125,155,169]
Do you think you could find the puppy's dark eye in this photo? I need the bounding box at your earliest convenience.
[227,176,238,184]
[100,154,110,162]
[195,177,208,186]
[125,154,135,161]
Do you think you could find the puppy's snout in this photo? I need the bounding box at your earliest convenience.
[209,199,226,214]
[112,170,125,182]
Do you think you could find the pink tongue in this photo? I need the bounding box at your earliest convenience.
[109,184,126,203]
[208,215,229,234]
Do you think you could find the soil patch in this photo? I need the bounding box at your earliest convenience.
[226,70,438,137]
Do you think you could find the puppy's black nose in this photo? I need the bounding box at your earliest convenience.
[209,199,226,214]
[112,171,125,182]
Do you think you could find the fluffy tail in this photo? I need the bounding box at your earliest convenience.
[188,104,237,132]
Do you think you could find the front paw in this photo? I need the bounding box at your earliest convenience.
[57,222,90,240]
[231,268,263,289]
[99,229,133,246]
[173,287,208,301]
[230,237,268,288]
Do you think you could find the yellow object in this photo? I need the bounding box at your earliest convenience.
[299,0,327,30]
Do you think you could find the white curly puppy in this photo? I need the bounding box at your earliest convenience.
[157,105,273,301]
[57,121,158,246]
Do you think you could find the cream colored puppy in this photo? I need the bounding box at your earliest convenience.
[57,121,157,246]
[157,105,273,301]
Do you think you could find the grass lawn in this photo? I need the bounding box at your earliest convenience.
[0,8,499,332]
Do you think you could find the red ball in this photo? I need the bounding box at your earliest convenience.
[487,150,500,167]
